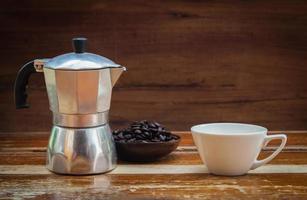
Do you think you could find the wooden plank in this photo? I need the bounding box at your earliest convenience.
[0,129,307,199]
[1,164,307,175]
[1,0,307,131]
[1,131,307,148]
[0,131,49,148]
[1,150,307,166]
[160,151,307,165]
[0,174,307,199]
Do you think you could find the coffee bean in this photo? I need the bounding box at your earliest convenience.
[124,134,132,139]
[131,127,140,131]
[134,129,142,134]
[143,131,150,137]
[159,135,166,141]
[148,123,156,128]
[118,132,124,139]
[153,122,160,127]
[149,128,158,132]
[127,138,136,142]
[112,120,179,143]
[141,127,149,131]
[136,134,144,139]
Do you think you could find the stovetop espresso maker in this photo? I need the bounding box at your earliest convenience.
[14,38,126,175]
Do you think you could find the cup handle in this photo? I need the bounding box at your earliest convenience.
[250,134,287,170]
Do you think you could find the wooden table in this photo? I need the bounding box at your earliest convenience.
[1,131,307,199]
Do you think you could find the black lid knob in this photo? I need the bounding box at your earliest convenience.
[72,37,87,53]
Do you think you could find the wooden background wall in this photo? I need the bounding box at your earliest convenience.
[1,0,307,132]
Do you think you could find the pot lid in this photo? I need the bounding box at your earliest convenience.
[44,38,121,70]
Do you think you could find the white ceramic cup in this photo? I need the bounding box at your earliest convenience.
[191,123,287,176]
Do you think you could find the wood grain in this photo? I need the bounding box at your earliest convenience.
[1,131,307,165]
[1,174,307,199]
[1,0,307,131]
[2,164,307,175]
[0,131,307,166]
[1,131,307,199]
[1,131,307,148]
[1,151,307,165]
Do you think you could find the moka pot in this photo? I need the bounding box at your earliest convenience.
[14,38,126,175]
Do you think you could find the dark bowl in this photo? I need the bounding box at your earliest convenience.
[115,135,181,162]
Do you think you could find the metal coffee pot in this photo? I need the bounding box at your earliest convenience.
[14,38,126,175]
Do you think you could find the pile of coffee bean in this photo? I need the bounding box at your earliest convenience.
[112,120,179,143]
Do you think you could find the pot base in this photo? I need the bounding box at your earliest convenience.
[46,125,117,175]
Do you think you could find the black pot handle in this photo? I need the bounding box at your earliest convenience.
[14,60,37,109]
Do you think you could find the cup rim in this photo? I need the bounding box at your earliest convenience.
[191,122,268,136]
